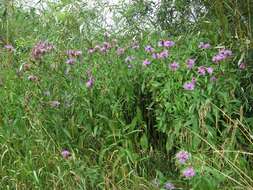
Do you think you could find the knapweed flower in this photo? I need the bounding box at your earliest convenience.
[198,42,211,49]
[164,182,175,190]
[86,77,94,88]
[198,66,206,76]
[152,53,159,59]
[125,56,135,63]
[4,44,14,52]
[176,150,191,163]
[163,40,175,48]
[182,167,196,178]
[143,59,151,66]
[50,100,60,108]
[186,58,195,69]
[28,75,38,81]
[103,42,111,49]
[210,76,217,82]
[66,50,82,57]
[31,41,54,60]
[206,67,214,74]
[239,63,246,70]
[145,45,154,53]
[158,50,169,59]
[66,58,76,65]
[61,149,71,159]
[88,48,95,54]
[169,61,179,71]
[116,47,125,55]
[212,48,232,63]
[183,81,195,91]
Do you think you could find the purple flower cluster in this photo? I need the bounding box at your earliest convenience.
[186,58,195,69]
[158,40,175,48]
[131,40,140,49]
[145,45,154,53]
[61,149,71,159]
[66,49,82,57]
[164,182,175,190]
[182,167,195,178]
[212,48,232,63]
[176,150,191,163]
[31,41,54,60]
[169,61,179,71]
[117,47,125,56]
[198,66,214,76]
[86,70,94,88]
[183,78,196,91]
[143,59,151,66]
[198,42,211,49]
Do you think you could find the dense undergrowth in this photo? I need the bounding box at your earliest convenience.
[0,0,253,190]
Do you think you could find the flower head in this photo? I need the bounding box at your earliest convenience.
[116,47,125,55]
[198,66,206,76]
[163,40,175,48]
[186,58,195,69]
[239,63,246,70]
[182,167,196,178]
[176,151,191,163]
[198,42,211,49]
[28,75,38,81]
[206,67,214,74]
[61,149,71,159]
[158,50,169,59]
[86,77,94,88]
[169,62,179,71]
[31,41,54,60]
[164,182,175,190]
[143,59,151,66]
[145,45,154,53]
[66,58,76,65]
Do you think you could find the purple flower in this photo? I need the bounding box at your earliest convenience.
[182,167,196,178]
[125,56,135,63]
[198,66,206,76]
[145,45,154,53]
[152,53,159,59]
[164,182,175,190]
[183,82,195,91]
[61,149,71,159]
[66,58,76,65]
[198,42,211,49]
[50,100,60,108]
[186,58,195,69]
[163,40,175,47]
[86,77,94,88]
[212,48,232,63]
[88,48,95,54]
[239,63,246,70]
[176,151,191,163]
[116,47,125,55]
[103,42,111,49]
[210,76,217,82]
[206,67,214,74]
[169,62,179,71]
[4,44,14,52]
[31,41,54,60]
[158,50,169,59]
[143,59,151,66]
[158,41,164,47]
[66,50,82,57]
